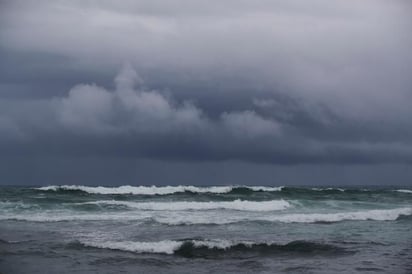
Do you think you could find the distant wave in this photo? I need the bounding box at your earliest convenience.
[36,185,284,195]
[311,188,345,192]
[76,199,291,211]
[3,207,410,224]
[74,239,346,257]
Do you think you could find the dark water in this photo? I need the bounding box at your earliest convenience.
[0,185,411,273]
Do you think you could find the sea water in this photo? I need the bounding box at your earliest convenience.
[0,185,411,273]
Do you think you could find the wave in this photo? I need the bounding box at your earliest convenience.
[311,188,345,192]
[75,199,291,211]
[34,185,412,196]
[75,239,347,257]
[155,207,412,225]
[289,187,409,194]
[394,189,412,194]
[266,208,412,223]
[4,207,410,224]
[0,238,30,244]
[36,185,284,195]
[0,201,39,210]
[0,212,151,222]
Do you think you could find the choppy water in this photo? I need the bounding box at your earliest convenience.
[0,185,411,273]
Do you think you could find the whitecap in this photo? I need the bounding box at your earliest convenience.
[79,239,254,254]
[394,189,412,194]
[81,240,183,254]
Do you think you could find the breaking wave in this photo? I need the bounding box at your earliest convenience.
[155,207,412,225]
[2,207,410,224]
[36,185,412,196]
[395,189,412,194]
[75,199,291,211]
[36,185,284,195]
[74,239,347,257]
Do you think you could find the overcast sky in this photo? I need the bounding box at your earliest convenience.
[0,0,411,186]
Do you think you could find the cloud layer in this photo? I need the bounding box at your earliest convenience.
[1,64,412,165]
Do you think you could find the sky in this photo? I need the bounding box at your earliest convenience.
[0,0,412,186]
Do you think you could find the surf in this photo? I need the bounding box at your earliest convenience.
[35,185,284,195]
[74,199,291,211]
[73,239,348,257]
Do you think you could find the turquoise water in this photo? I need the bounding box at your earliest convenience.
[0,185,411,273]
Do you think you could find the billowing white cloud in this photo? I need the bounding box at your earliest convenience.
[57,65,209,135]
[59,84,115,133]
[54,65,280,140]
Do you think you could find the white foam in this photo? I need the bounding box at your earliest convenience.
[82,240,183,254]
[36,185,284,195]
[395,189,412,194]
[77,199,291,211]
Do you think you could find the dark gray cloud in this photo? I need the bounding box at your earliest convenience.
[0,0,411,185]
[1,65,411,165]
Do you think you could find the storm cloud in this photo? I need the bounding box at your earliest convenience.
[0,0,411,185]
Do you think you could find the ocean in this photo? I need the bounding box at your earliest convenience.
[0,185,411,273]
